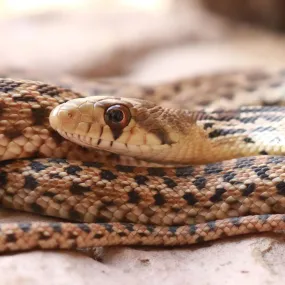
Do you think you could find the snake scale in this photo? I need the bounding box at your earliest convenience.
[1,69,285,253]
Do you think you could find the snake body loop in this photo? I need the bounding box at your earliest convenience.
[0,72,285,252]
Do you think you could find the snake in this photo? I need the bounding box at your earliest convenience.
[1,69,285,252]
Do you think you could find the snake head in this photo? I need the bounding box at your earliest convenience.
[49,96,193,163]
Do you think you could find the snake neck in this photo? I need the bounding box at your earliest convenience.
[119,106,285,165]
[177,106,285,164]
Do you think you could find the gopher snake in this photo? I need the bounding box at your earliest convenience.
[1,70,285,252]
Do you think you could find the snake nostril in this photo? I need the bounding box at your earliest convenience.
[58,109,79,124]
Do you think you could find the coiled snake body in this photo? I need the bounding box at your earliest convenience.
[1,70,285,252]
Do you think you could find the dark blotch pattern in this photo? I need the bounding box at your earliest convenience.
[0,80,21,93]
[6,233,17,243]
[49,173,61,179]
[203,122,214,130]
[134,175,149,185]
[50,130,65,145]
[195,236,205,243]
[31,161,48,172]
[70,183,92,195]
[101,170,117,181]
[176,166,194,177]
[116,165,135,173]
[193,176,206,190]
[48,158,67,164]
[19,223,32,233]
[95,217,108,223]
[205,162,223,175]
[64,165,83,175]
[240,115,283,123]
[128,190,141,204]
[207,221,216,231]
[83,161,103,168]
[0,170,7,187]
[32,107,49,125]
[146,225,155,233]
[210,188,226,203]
[69,209,81,220]
[3,129,22,140]
[30,203,44,214]
[234,157,254,169]
[252,165,270,179]
[124,224,134,232]
[230,217,241,226]
[208,128,245,139]
[183,193,197,205]
[267,156,285,164]
[37,84,60,97]
[12,95,37,102]
[259,214,270,221]
[243,137,255,144]
[147,168,165,177]
[243,183,256,196]
[51,223,62,233]
[168,226,177,234]
[153,193,166,206]
[253,126,276,133]
[24,175,38,190]
[223,171,236,183]
[189,225,197,235]
[103,224,113,232]
[77,224,91,233]
[276,181,285,195]
[163,177,177,188]
[42,191,56,197]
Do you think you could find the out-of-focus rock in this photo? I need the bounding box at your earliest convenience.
[0,3,227,79]
[201,0,285,31]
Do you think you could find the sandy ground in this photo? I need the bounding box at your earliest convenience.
[1,1,285,285]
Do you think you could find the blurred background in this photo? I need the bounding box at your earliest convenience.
[0,0,285,84]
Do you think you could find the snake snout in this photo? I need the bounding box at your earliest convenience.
[49,103,81,133]
[49,105,61,130]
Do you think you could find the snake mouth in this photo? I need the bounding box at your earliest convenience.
[56,129,147,157]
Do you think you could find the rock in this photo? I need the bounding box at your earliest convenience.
[201,0,285,31]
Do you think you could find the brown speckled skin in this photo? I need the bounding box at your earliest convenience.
[1,71,285,252]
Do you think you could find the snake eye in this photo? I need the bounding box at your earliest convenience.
[104,104,131,129]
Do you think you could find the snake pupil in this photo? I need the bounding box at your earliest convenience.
[108,109,124,123]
